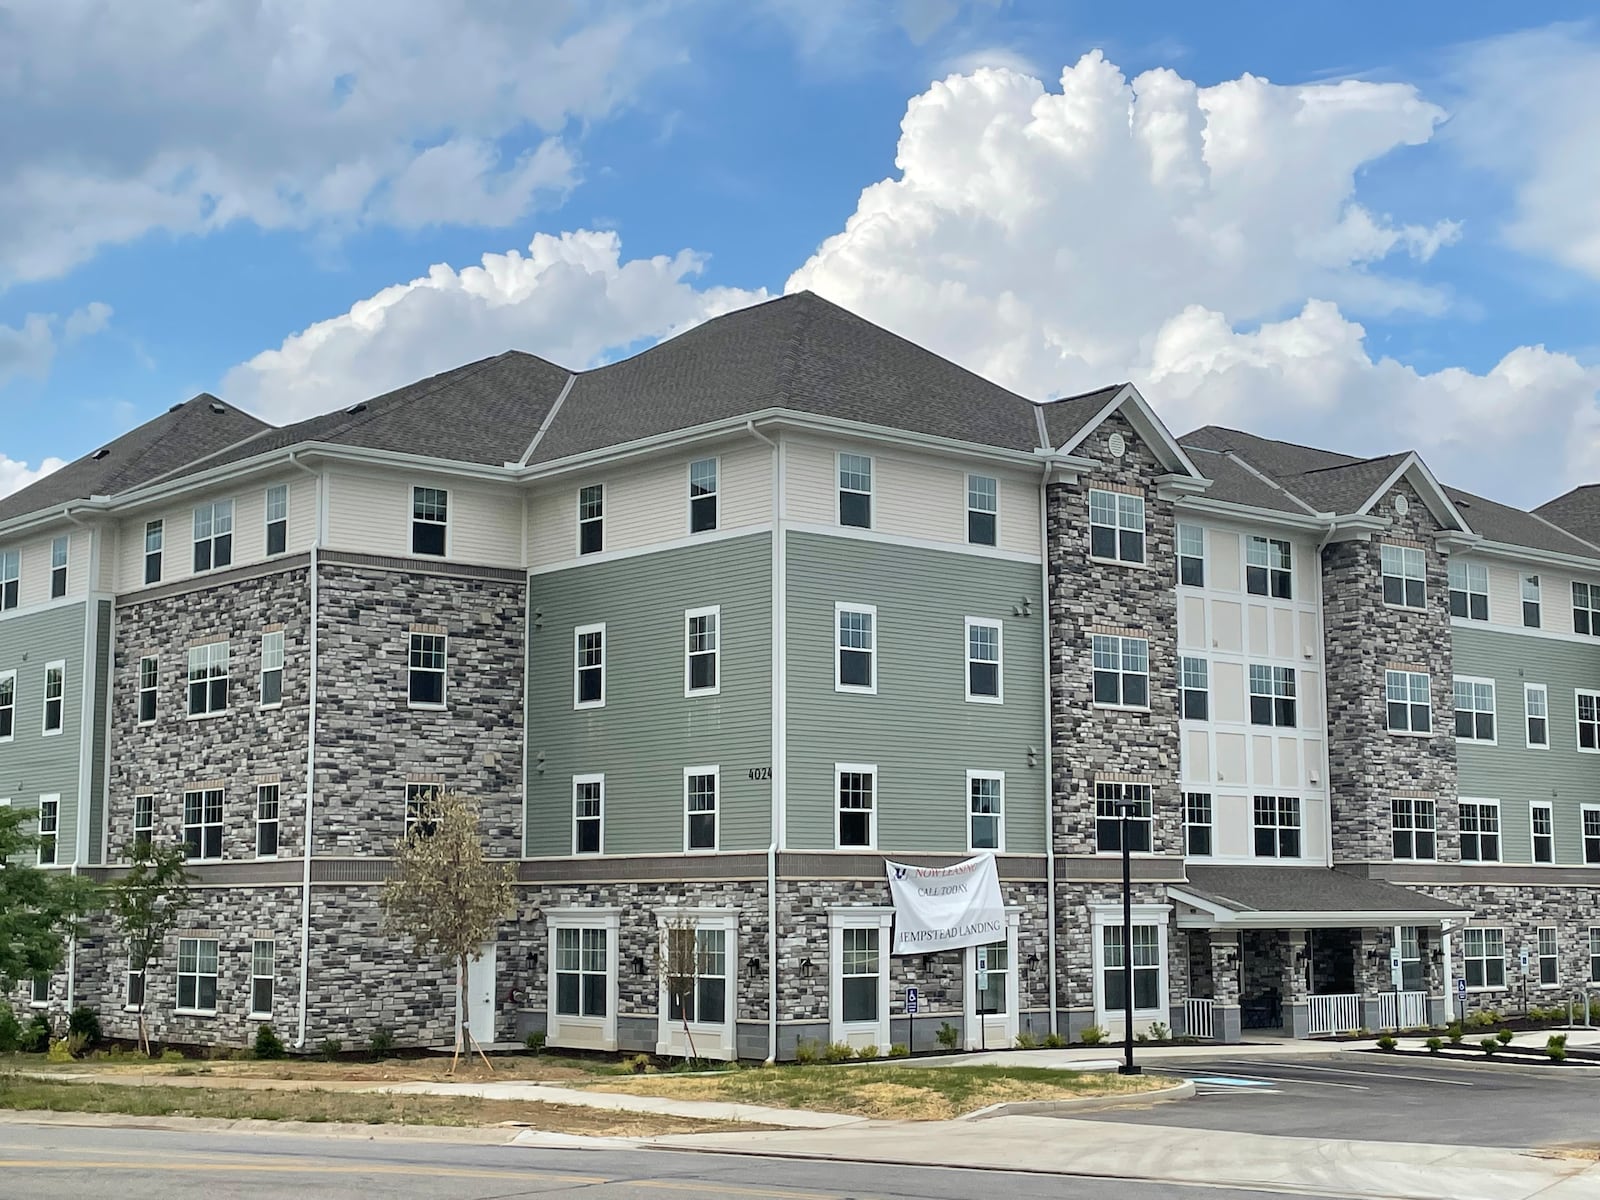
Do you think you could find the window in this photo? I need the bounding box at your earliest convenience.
[187,642,229,716]
[1248,664,1296,727]
[250,939,275,1016]
[685,607,720,696]
[837,453,872,529]
[176,938,219,1013]
[1103,925,1161,1011]
[967,475,997,546]
[182,788,223,860]
[835,604,876,693]
[1448,561,1488,620]
[965,618,1002,702]
[689,458,718,533]
[0,548,17,609]
[1246,536,1292,598]
[1398,926,1424,992]
[1462,928,1505,989]
[42,661,64,734]
[1184,792,1213,857]
[0,670,13,740]
[1092,633,1149,708]
[1095,781,1152,853]
[1585,807,1600,865]
[968,771,1003,851]
[260,631,285,707]
[31,974,48,1005]
[265,484,288,556]
[1385,669,1432,734]
[840,927,880,1022]
[574,624,605,708]
[1579,690,1600,751]
[973,941,1009,1015]
[1531,802,1555,865]
[1522,574,1541,628]
[836,765,875,848]
[137,656,158,724]
[578,484,604,554]
[668,927,728,1025]
[407,631,446,708]
[1525,684,1549,748]
[126,958,145,1011]
[1538,927,1558,987]
[50,535,68,599]
[133,794,154,854]
[411,487,447,557]
[1380,544,1425,609]
[1089,488,1145,564]
[36,795,58,865]
[192,499,234,573]
[256,783,279,858]
[1592,929,1600,984]
[555,927,608,1017]
[1575,582,1600,636]
[573,775,603,854]
[1459,800,1501,863]
[404,782,441,840]
[1253,796,1301,858]
[685,768,718,851]
[1391,797,1436,861]
[1179,657,1208,720]
[1176,524,1204,587]
[1453,677,1496,742]
[144,520,164,585]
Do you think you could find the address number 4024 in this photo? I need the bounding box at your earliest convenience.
[748,767,772,781]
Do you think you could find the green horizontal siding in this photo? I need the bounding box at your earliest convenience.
[0,602,88,862]
[1454,625,1600,864]
[525,534,772,855]
[785,532,1046,853]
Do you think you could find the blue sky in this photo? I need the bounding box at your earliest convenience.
[3,1,1599,508]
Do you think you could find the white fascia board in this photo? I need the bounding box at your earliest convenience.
[1055,383,1205,480]
[1359,454,1473,535]
[1451,536,1600,574]
[1174,495,1335,533]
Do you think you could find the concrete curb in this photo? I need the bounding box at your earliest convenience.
[959,1079,1195,1120]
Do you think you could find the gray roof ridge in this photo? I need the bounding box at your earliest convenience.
[1033,402,1050,451]
[1182,424,1362,468]
[515,371,577,467]
[1222,450,1325,516]
[1290,448,1411,478]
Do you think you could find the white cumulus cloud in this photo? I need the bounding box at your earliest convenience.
[0,454,68,500]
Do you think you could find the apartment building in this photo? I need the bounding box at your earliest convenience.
[3,291,1596,1055]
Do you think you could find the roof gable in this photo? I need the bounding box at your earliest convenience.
[1044,383,1203,478]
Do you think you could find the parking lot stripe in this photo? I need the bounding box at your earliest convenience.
[1186,1066,1367,1090]
[1238,1061,1476,1087]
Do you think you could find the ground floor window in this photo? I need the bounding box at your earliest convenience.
[1398,926,1423,992]
[973,942,1009,1015]
[30,974,48,1005]
[251,939,275,1017]
[840,928,880,1023]
[1591,929,1600,983]
[1102,925,1161,1011]
[176,938,219,1013]
[1538,927,1558,987]
[555,928,608,1018]
[1462,928,1505,989]
[667,927,727,1025]
[126,958,145,1010]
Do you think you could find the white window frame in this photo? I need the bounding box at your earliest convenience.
[50,534,68,599]
[1453,675,1497,744]
[1461,927,1506,991]
[403,781,442,841]
[1184,792,1213,857]
[967,769,1004,852]
[1531,801,1555,866]
[144,520,163,585]
[1391,797,1437,862]
[264,484,289,557]
[125,955,145,1013]
[1380,543,1426,610]
[654,908,738,1060]
[684,766,719,853]
[835,603,877,695]
[546,907,621,1052]
[1577,689,1600,753]
[1252,795,1302,859]
[836,452,873,530]
[1177,523,1205,588]
[186,642,230,718]
[0,668,14,742]
[577,483,605,555]
[684,606,721,697]
[132,793,154,854]
[1091,903,1171,1035]
[137,656,158,725]
[182,787,224,861]
[1522,573,1541,628]
[1525,683,1549,750]
[0,547,18,610]
[1095,780,1153,855]
[411,486,449,557]
[1091,633,1149,710]
[175,936,220,1015]
[192,499,234,574]
[1179,656,1209,721]
[41,660,65,735]
[835,762,877,850]
[36,793,59,866]
[966,474,998,547]
[249,938,275,1018]
[1592,929,1600,984]
[256,782,280,859]
[1537,926,1559,989]
[1575,581,1600,636]
[1459,798,1502,864]
[407,630,447,710]
[1385,669,1432,735]
[1248,664,1297,728]
[573,773,604,855]
[1583,805,1600,866]
[1088,488,1146,565]
[574,623,606,709]
[1246,535,1292,599]
[964,617,1002,704]
[688,457,719,534]
[260,630,285,709]
[827,908,893,1051]
[1448,559,1489,621]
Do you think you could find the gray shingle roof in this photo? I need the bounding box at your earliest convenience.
[1534,486,1600,552]
[1283,453,1411,516]
[1181,425,1358,476]
[1443,487,1599,558]
[1180,866,1466,915]
[1036,384,1125,451]
[1181,446,1313,515]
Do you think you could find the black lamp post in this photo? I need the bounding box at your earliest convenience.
[1116,796,1141,1076]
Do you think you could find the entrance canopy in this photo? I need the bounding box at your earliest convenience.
[1170,867,1470,931]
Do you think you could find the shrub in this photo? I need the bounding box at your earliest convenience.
[1447,1023,1464,1045]
[887,1044,910,1059]
[1013,1032,1039,1050]
[935,1022,960,1051]
[1376,1035,1397,1052]
[794,1039,820,1065]
[1148,1021,1171,1042]
[1495,1028,1514,1046]
[0,1003,20,1053]
[1354,1027,1372,1038]
[1078,1025,1107,1045]
[253,1024,287,1060]
[46,1037,73,1063]
[823,1041,855,1064]
[67,1006,101,1047]
[1549,1042,1568,1063]
[368,1026,395,1059]
[319,1038,343,1061]
[1479,1037,1498,1055]
[627,1053,653,1074]
[1467,1009,1498,1029]
[524,1030,547,1055]
[159,1048,185,1062]
[20,1013,52,1054]
[1548,1032,1568,1050]
[855,1044,879,1061]
[1043,1032,1066,1049]
[1425,1037,1443,1054]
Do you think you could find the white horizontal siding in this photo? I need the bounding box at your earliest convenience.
[325,469,520,565]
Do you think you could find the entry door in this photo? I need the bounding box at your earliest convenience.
[965,937,1018,1051]
[466,942,497,1045]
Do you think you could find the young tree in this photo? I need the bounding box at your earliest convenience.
[104,839,193,1055]
[659,914,702,1064]
[0,804,94,993]
[382,791,513,1072]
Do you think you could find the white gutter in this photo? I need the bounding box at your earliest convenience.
[292,453,323,1049]
[1038,460,1059,1038]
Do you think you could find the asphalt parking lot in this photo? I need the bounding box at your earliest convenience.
[1076,1053,1600,1149]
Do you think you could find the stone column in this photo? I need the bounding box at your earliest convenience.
[1281,930,1311,1039]
[1209,932,1242,1043]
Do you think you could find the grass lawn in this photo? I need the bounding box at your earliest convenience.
[584,1064,1167,1121]
[0,1074,767,1137]
[0,1051,612,1085]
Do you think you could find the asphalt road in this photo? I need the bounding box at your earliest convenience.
[1093,1053,1600,1149]
[0,1121,1337,1200]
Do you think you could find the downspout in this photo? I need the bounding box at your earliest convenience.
[1039,463,1059,1037]
[1314,525,1337,871]
[289,453,322,1049]
[746,419,781,1063]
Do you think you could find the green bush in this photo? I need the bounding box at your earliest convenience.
[67,1006,101,1047]
[794,1039,820,1065]
[1376,1035,1397,1051]
[855,1044,879,1061]
[1147,1021,1171,1042]
[1495,1028,1514,1046]
[887,1043,910,1058]
[627,1053,653,1074]
[159,1048,185,1062]
[1013,1032,1039,1050]
[823,1041,855,1064]
[20,1013,52,1054]
[0,1003,20,1053]
[253,1024,287,1060]
[1447,1023,1464,1045]
[1467,1009,1498,1029]
[1549,1042,1568,1062]
[1425,1036,1443,1054]
[1043,1032,1066,1049]
[368,1026,395,1058]
[935,1022,960,1051]
[524,1030,547,1054]
[1078,1025,1107,1045]
[45,1037,73,1063]
[319,1038,343,1061]
[1479,1037,1498,1055]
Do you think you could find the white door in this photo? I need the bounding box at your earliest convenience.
[466,942,497,1046]
[965,935,1018,1051]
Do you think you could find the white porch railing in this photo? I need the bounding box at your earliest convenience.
[1184,998,1215,1039]
[1308,993,1362,1036]
[1376,990,1429,1031]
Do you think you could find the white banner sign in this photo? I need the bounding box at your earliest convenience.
[885,853,1006,955]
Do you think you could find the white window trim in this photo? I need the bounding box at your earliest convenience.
[835,761,878,850]
[260,630,285,710]
[406,630,448,712]
[1524,682,1550,750]
[410,485,450,558]
[1530,801,1556,867]
[573,623,606,710]
[1087,487,1147,567]
[256,783,280,860]
[249,938,276,1019]
[576,483,605,555]
[654,907,738,1060]
[1390,796,1438,864]
[182,787,225,863]
[41,659,65,736]
[966,768,1005,853]
[1577,688,1600,754]
[186,641,230,720]
[264,484,289,556]
[136,657,158,727]
[546,907,621,1052]
[1385,669,1433,737]
[1453,674,1498,746]
[1536,926,1561,990]
[1090,903,1172,1033]
[1449,560,1490,620]
[572,773,605,856]
[124,956,144,1013]
[0,667,14,743]
[1379,543,1427,611]
[836,451,874,530]
[687,456,719,535]
[963,616,1003,704]
[1582,803,1600,867]
[684,605,722,698]
[191,499,235,574]
[834,602,877,695]
[1462,926,1507,993]
[1092,633,1150,712]
[1176,523,1205,588]
[966,473,999,547]
[1458,797,1503,865]
[174,936,220,1016]
[50,534,68,598]
[683,765,720,854]
[827,907,893,1051]
[36,793,60,867]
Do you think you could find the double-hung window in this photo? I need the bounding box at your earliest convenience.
[1592,930,1600,983]
[1092,633,1148,708]
[578,485,604,554]
[1248,665,1296,727]
[573,775,603,854]
[1538,927,1559,987]
[839,927,880,1022]
[256,783,279,858]
[1380,544,1426,608]
[406,630,446,708]
[1525,684,1549,748]
[837,453,872,529]
[182,787,223,860]
[126,957,144,1010]
[1532,802,1555,865]
[187,642,229,716]
[685,768,718,851]
[555,928,609,1017]
[1095,781,1152,853]
[1462,928,1505,989]
[50,535,68,599]
[0,670,12,740]
[251,939,275,1017]
[689,458,718,533]
[133,794,154,853]
[0,548,18,610]
[138,656,158,724]
[265,484,289,556]
[1453,677,1496,742]
[1579,690,1600,751]
[192,499,234,573]
[1179,657,1208,720]
[1522,574,1541,628]
[685,607,720,696]
[968,771,1003,851]
[1391,797,1436,861]
[176,938,219,1013]
[1459,800,1501,862]
[403,782,442,840]
[967,475,997,546]
[411,487,448,557]
[42,661,64,734]
[1246,536,1292,598]
[1385,669,1431,733]
[1585,806,1600,865]
[1088,489,1145,564]
[144,520,164,585]
[668,927,728,1025]
[1448,561,1488,620]
[260,630,285,707]
[1184,792,1213,856]
[1253,796,1301,858]
[1575,582,1600,636]
[965,618,1001,702]
[574,624,605,708]
[836,604,875,693]
[1103,925,1161,1011]
[836,765,875,848]
[36,795,59,865]
[1177,524,1205,587]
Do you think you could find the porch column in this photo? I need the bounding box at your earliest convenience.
[1356,927,1391,1032]
[1209,932,1242,1043]
[1280,930,1310,1038]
